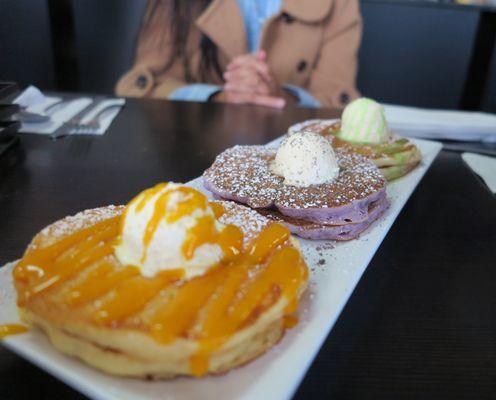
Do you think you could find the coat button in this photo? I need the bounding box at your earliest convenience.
[135,75,148,88]
[297,60,307,72]
[340,92,350,105]
[282,12,294,23]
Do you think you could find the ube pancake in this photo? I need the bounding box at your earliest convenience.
[259,195,389,240]
[203,145,388,238]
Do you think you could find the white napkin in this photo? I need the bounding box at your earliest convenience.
[383,104,496,143]
[462,152,496,193]
[18,96,93,134]
[13,86,124,136]
[13,85,45,108]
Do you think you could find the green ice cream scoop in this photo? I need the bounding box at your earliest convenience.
[338,98,391,144]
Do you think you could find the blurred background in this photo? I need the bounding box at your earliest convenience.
[1,0,495,112]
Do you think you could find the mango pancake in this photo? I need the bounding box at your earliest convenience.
[13,199,308,379]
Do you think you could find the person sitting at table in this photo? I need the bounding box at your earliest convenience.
[116,0,362,109]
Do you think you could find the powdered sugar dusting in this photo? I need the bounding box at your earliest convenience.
[217,201,270,247]
[34,206,124,248]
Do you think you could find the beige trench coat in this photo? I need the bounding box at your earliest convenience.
[116,0,362,109]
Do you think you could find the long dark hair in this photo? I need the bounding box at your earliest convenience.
[141,0,223,82]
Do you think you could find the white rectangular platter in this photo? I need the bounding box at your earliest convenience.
[0,138,442,400]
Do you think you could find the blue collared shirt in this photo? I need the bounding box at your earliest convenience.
[169,0,320,108]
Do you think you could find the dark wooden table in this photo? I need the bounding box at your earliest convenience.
[1,98,495,399]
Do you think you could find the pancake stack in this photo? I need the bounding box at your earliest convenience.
[203,145,389,240]
[289,120,421,181]
[13,197,308,378]
[289,98,422,181]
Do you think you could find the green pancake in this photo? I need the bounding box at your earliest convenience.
[288,117,422,181]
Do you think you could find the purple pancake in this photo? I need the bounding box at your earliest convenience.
[203,146,387,239]
[258,196,389,240]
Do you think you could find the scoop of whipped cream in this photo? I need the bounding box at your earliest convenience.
[271,131,340,187]
[114,183,229,279]
[338,98,392,144]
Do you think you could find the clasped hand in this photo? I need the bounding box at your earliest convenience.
[213,50,294,108]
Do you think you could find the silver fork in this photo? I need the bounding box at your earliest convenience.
[50,98,102,139]
[69,104,123,135]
